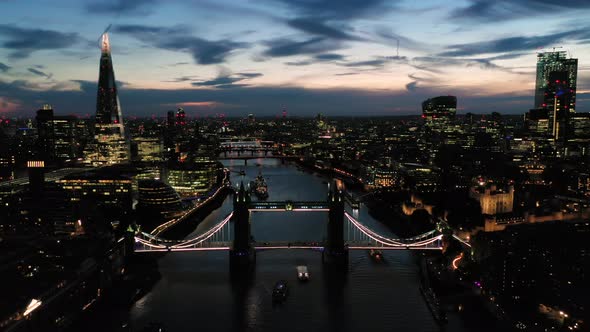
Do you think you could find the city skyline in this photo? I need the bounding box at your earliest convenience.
[1,0,590,117]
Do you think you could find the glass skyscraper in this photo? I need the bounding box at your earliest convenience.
[86,33,130,165]
[534,51,578,139]
[421,96,457,132]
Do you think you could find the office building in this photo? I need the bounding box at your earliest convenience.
[137,179,183,221]
[534,51,578,139]
[88,32,130,165]
[135,137,163,162]
[35,104,78,162]
[167,161,217,197]
[422,96,457,124]
[524,108,550,136]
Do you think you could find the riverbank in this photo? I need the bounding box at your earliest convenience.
[65,254,162,332]
[157,186,232,240]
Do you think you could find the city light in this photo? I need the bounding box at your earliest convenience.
[0,6,586,331]
[23,299,42,316]
[452,253,464,270]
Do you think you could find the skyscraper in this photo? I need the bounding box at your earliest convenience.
[422,96,457,131]
[36,104,78,163]
[534,51,577,140]
[88,33,130,165]
[36,104,55,161]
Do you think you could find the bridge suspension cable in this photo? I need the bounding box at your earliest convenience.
[135,213,233,250]
[135,211,443,252]
[344,212,442,248]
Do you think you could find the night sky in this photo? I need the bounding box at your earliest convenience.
[1,0,590,117]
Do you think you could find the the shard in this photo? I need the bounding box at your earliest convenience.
[86,32,130,165]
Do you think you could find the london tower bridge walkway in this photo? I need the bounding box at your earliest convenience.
[134,183,450,265]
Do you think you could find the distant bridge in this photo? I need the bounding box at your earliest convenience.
[217,154,302,161]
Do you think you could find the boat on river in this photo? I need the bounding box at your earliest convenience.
[250,172,269,199]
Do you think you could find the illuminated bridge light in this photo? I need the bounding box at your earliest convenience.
[137,204,444,253]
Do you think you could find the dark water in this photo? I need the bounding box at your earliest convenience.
[122,158,485,332]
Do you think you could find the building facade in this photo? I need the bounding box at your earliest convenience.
[534,51,578,140]
[422,96,457,127]
[87,33,130,166]
[470,183,514,215]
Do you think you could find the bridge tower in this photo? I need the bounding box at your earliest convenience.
[230,182,255,273]
[323,182,349,268]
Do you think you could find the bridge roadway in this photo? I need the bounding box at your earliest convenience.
[218,155,302,161]
[249,201,330,211]
[135,241,443,252]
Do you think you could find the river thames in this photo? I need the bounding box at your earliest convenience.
[84,158,497,332]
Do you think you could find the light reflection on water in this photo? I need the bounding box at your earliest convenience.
[123,157,472,332]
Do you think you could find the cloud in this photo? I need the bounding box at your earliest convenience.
[1,79,77,92]
[273,0,391,20]
[85,0,158,15]
[0,96,21,113]
[3,78,590,116]
[27,68,53,79]
[0,24,81,58]
[160,101,231,111]
[453,0,590,22]
[405,73,442,92]
[114,24,247,64]
[334,72,359,76]
[405,81,419,92]
[342,56,408,68]
[163,75,200,83]
[412,56,521,73]
[114,24,187,35]
[175,101,222,107]
[315,53,345,61]
[284,53,408,69]
[438,29,590,57]
[287,18,359,40]
[71,79,127,93]
[71,80,96,94]
[374,28,432,52]
[263,37,342,57]
[264,1,392,59]
[191,72,263,88]
[285,60,312,66]
[285,53,345,66]
[0,62,10,72]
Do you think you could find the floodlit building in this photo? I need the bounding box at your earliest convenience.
[470,182,514,215]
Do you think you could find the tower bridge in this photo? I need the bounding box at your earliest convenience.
[134,182,447,271]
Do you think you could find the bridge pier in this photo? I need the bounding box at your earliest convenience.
[323,183,349,270]
[230,182,256,275]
